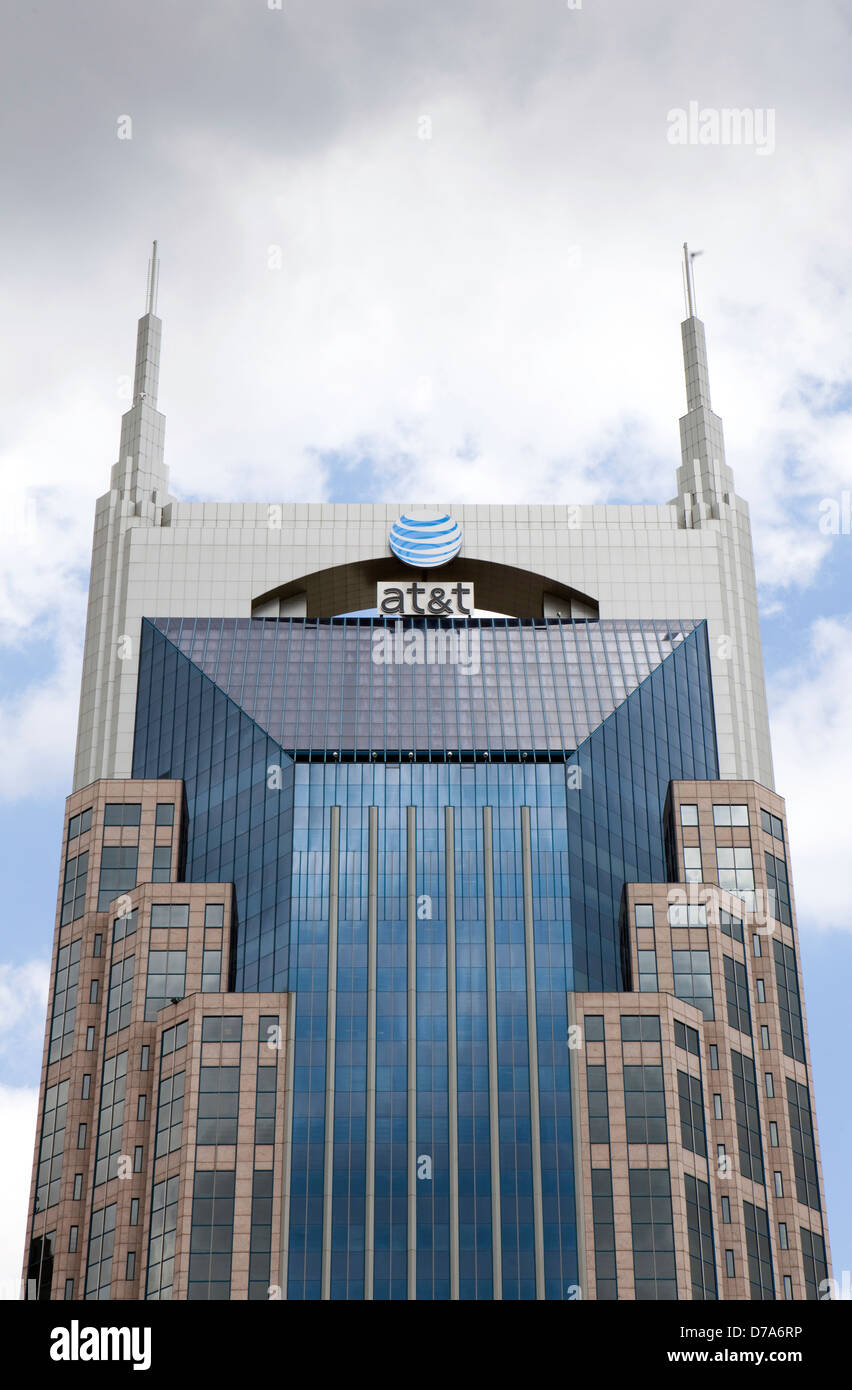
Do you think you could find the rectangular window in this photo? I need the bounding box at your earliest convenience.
[685,1174,717,1300]
[683,846,703,883]
[623,1065,667,1145]
[672,947,714,1020]
[35,1079,69,1212]
[709,1045,719,1070]
[765,851,793,927]
[787,1078,821,1211]
[680,804,698,826]
[161,1020,189,1055]
[103,803,141,827]
[713,804,749,826]
[155,1072,186,1157]
[629,1168,677,1300]
[145,1175,179,1300]
[674,1020,700,1056]
[106,956,135,1035]
[151,846,172,882]
[769,1121,779,1147]
[93,934,102,957]
[774,1171,784,1197]
[723,954,752,1035]
[586,1063,610,1144]
[48,939,82,1064]
[204,903,225,928]
[140,1045,150,1071]
[677,1071,706,1156]
[77,1124,87,1148]
[155,803,175,827]
[61,850,89,926]
[68,1226,78,1254]
[68,807,92,840]
[719,909,744,943]
[760,1025,770,1049]
[801,1227,828,1301]
[584,1014,605,1042]
[64,1279,74,1300]
[725,1250,735,1277]
[783,1274,794,1300]
[248,1169,276,1301]
[144,948,187,1021]
[73,1174,82,1201]
[150,904,189,929]
[765,1072,774,1098]
[637,949,658,992]
[94,1051,128,1186]
[137,1095,147,1122]
[255,1065,278,1145]
[720,1195,731,1224]
[85,1026,95,1050]
[716,845,755,905]
[126,1251,136,1280]
[774,939,805,1063]
[744,1201,775,1299]
[130,1198,139,1227]
[196,1066,241,1145]
[133,1145,143,1172]
[667,904,707,928]
[634,903,654,927]
[188,1170,235,1301]
[731,1050,764,1185]
[752,933,762,957]
[81,1074,91,1100]
[201,1016,243,1042]
[778,1222,788,1250]
[713,1093,723,1120]
[113,908,138,943]
[85,1202,117,1299]
[97,846,138,911]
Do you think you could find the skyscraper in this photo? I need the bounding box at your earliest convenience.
[23,246,830,1301]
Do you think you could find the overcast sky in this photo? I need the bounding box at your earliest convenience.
[1,0,850,1294]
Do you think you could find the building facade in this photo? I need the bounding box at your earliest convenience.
[23,250,830,1299]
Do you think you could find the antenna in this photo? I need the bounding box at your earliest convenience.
[682,242,703,318]
[145,240,159,316]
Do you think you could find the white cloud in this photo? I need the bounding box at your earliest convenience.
[0,1084,38,1300]
[769,616,852,932]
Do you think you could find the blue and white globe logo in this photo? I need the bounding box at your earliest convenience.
[388,513,463,568]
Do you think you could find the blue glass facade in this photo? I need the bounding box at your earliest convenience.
[133,616,717,1299]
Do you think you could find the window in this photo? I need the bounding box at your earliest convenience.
[152,845,171,882]
[760,1024,770,1050]
[709,1044,719,1070]
[629,1169,676,1300]
[77,1123,87,1148]
[680,804,698,826]
[783,1274,794,1300]
[85,1203,117,1299]
[765,1072,774,1098]
[255,1066,277,1145]
[106,956,134,1035]
[721,1196,731,1224]
[140,1045,150,1071]
[677,1071,706,1156]
[73,1174,82,1201]
[586,1063,610,1143]
[201,1016,243,1042]
[68,1226,78,1254]
[81,1074,91,1101]
[35,1079,69,1212]
[765,852,792,927]
[97,846,138,911]
[713,804,749,827]
[64,1279,74,1300]
[204,903,225,928]
[130,1198,139,1226]
[716,846,755,905]
[137,1095,147,1122]
[801,1228,828,1301]
[133,1145,143,1172]
[719,909,744,943]
[731,1050,764,1185]
[162,1020,188,1055]
[93,934,102,958]
[787,1078,820,1211]
[637,949,658,992]
[634,903,654,927]
[196,1066,241,1145]
[188,1170,235,1301]
[774,940,805,1063]
[94,1051,128,1185]
[155,1072,185,1157]
[144,948,187,1020]
[752,933,762,957]
[667,904,707,928]
[725,1250,735,1277]
[672,948,714,1020]
[674,1020,700,1056]
[761,809,784,842]
[769,1121,779,1147]
[68,807,92,839]
[744,1202,774,1299]
[113,908,137,943]
[126,1251,136,1280]
[103,803,141,826]
[685,1175,717,1300]
[155,803,175,827]
[61,851,89,925]
[683,847,703,883]
[48,939,81,1063]
[584,1014,604,1042]
[249,1169,276,1301]
[151,904,189,929]
[145,1175,179,1300]
[723,955,751,1035]
[756,978,766,1003]
[774,1171,784,1197]
[85,1026,95,1050]
[624,1066,667,1144]
[778,1222,788,1250]
[27,1231,56,1300]
[713,1093,723,1120]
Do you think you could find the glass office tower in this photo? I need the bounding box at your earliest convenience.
[22,250,830,1300]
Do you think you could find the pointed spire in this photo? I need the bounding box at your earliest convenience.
[109,243,169,513]
[673,244,735,526]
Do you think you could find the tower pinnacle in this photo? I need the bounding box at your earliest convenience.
[673,244,735,526]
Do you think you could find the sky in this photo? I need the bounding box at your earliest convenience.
[1,0,850,1296]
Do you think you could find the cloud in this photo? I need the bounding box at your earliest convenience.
[0,1084,38,1300]
[769,616,852,933]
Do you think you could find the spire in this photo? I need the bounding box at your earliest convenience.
[109,242,169,513]
[673,244,735,526]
